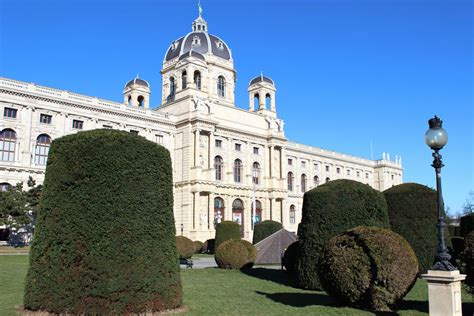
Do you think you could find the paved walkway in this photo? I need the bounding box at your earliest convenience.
[180,256,217,269]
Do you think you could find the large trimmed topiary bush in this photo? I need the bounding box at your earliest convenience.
[282,240,301,273]
[318,226,418,312]
[296,179,390,289]
[215,239,256,270]
[252,220,283,244]
[176,236,195,259]
[24,130,182,314]
[202,239,215,254]
[193,240,204,254]
[384,183,440,274]
[215,221,240,249]
[464,231,474,292]
[460,213,474,238]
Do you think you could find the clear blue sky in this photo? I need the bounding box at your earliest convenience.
[1,0,472,214]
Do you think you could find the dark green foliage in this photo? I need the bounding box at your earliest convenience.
[252,220,283,244]
[451,237,465,258]
[202,239,215,254]
[384,183,441,274]
[24,130,182,314]
[193,240,204,254]
[447,225,461,237]
[464,231,474,292]
[460,214,474,238]
[176,236,194,259]
[318,226,418,312]
[215,239,256,270]
[296,179,390,289]
[215,221,240,250]
[282,240,300,274]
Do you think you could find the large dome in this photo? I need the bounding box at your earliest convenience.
[164,14,232,62]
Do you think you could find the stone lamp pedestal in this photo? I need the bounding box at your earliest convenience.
[421,270,466,316]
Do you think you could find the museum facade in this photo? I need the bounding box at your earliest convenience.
[0,12,402,242]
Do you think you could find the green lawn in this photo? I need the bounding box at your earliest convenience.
[1,255,473,315]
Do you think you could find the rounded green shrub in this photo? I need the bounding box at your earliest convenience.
[282,240,301,273]
[193,240,204,254]
[24,130,182,314]
[176,236,194,259]
[215,221,240,250]
[215,239,256,270]
[202,239,215,254]
[384,183,440,274]
[461,214,474,238]
[296,179,390,289]
[464,231,474,292]
[318,226,418,312]
[252,220,283,244]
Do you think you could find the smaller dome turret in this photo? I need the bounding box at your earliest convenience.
[123,75,151,109]
[248,73,277,115]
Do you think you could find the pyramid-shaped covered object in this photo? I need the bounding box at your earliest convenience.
[254,229,297,265]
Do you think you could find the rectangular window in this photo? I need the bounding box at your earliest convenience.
[40,114,52,124]
[215,139,222,148]
[336,167,340,174]
[314,163,318,171]
[301,161,306,168]
[253,147,259,155]
[325,165,330,172]
[3,107,17,119]
[347,169,351,176]
[365,173,369,179]
[290,210,296,224]
[288,159,293,166]
[103,125,112,129]
[357,171,360,177]
[235,143,241,151]
[156,135,164,144]
[130,130,139,135]
[72,119,83,129]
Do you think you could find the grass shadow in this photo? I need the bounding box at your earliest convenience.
[242,267,298,288]
[255,291,342,308]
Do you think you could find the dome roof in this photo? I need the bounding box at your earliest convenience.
[164,11,232,62]
[178,50,205,61]
[249,74,274,86]
[125,77,150,89]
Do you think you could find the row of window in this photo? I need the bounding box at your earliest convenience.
[168,71,226,101]
[288,158,370,179]
[215,139,261,154]
[4,108,84,129]
[0,129,51,164]
[213,197,297,227]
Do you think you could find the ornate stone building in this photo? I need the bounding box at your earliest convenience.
[0,10,402,242]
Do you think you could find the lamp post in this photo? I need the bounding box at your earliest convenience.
[424,115,456,271]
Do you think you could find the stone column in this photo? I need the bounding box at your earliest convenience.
[208,192,214,231]
[269,198,273,221]
[208,132,214,170]
[270,92,276,112]
[421,270,466,316]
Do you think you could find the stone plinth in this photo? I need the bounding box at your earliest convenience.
[421,270,466,316]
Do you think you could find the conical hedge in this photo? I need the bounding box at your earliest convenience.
[24,129,182,314]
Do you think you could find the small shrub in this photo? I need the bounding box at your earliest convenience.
[252,220,283,244]
[176,236,194,259]
[464,231,474,292]
[297,179,390,289]
[384,183,441,274]
[193,240,204,254]
[460,214,474,238]
[215,239,256,270]
[318,226,418,312]
[215,221,240,250]
[202,239,215,254]
[282,241,301,273]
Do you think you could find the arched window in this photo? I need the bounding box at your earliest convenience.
[289,205,296,224]
[232,199,244,235]
[313,175,319,188]
[194,71,201,90]
[287,172,294,191]
[169,77,176,101]
[137,95,144,107]
[301,174,307,193]
[182,70,187,89]
[34,134,51,165]
[0,182,11,192]
[214,156,223,181]
[217,75,225,97]
[127,95,132,106]
[251,200,262,227]
[325,177,330,183]
[254,93,259,109]
[252,162,260,185]
[0,129,16,162]
[233,159,242,183]
[214,197,225,227]
[265,93,271,109]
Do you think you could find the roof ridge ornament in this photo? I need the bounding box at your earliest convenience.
[192,0,208,33]
[198,0,203,18]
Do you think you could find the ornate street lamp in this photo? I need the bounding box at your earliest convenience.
[424,115,456,271]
